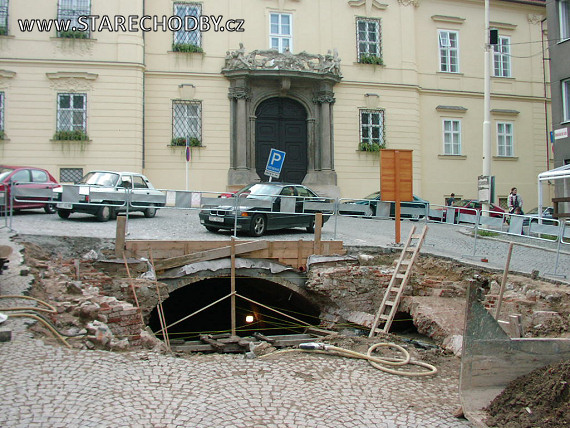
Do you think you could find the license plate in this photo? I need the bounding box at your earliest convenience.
[209,216,224,223]
[57,203,73,209]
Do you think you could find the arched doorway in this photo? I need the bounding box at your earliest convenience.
[255,98,308,184]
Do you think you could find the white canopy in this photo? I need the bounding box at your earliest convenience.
[538,164,570,218]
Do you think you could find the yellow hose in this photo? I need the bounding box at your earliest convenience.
[7,313,72,349]
[0,295,57,314]
[260,342,438,377]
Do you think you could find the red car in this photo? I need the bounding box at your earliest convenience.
[433,199,506,223]
[0,165,59,214]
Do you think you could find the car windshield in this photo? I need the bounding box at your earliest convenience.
[0,167,15,181]
[364,191,381,200]
[245,184,282,197]
[79,172,120,187]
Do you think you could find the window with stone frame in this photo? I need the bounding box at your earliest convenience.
[173,2,202,52]
[269,13,292,53]
[55,93,88,140]
[560,0,570,41]
[497,122,514,157]
[0,0,8,36]
[357,18,382,65]
[443,119,462,155]
[563,78,570,122]
[438,30,459,73]
[57,0,90,38]
[493,35,511,78]
[172,100,202,146]
[359,109,385,151]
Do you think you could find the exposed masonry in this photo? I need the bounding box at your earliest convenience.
[20,238,570,352]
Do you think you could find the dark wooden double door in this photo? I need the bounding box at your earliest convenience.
[255,98,308,184]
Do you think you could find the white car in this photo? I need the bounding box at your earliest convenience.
[54,171,166,221]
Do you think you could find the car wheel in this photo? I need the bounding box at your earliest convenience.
[109,209,117,220]
[249,214,266,237]
[144,206,157,218]
[205,226,219,233]
[57,209,71,219]
[96,206,112,222]
[44,204,56,214]
[306,216,315,233]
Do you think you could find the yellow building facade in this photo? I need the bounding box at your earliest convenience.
[0,0,551,207]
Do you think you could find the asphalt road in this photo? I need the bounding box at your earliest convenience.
[2,207,570,281]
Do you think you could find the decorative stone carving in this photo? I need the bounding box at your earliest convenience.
[228,87,251,100]
[223,44,342,78]
[0,69,15,89]
[527,14,544,25]
[313,90,335,104]
[46,72,98,91]
[348,0,389,12]
[398,0,420,7]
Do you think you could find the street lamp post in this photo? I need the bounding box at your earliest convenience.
[482,0,492,214]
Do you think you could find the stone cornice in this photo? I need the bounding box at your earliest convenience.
[46,72,98,81]
[431,15,466,24]
[490,21,517,30]
[0,70,16,79]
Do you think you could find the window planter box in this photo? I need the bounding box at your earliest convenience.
[359,54,384,65]
[170,137,202,147]
[172,43,203,53]
[53,130,89,141]
[358,142,385,152]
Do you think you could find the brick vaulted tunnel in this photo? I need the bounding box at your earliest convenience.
[148,260,323,342]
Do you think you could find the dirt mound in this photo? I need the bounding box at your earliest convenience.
[486,360,570,428]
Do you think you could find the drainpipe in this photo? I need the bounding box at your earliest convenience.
[142,0,146,170]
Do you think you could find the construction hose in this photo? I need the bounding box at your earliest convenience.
[260,342,438,377]
[0,295,57,314]
[7,312,72,349]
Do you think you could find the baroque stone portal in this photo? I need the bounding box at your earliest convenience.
[222,45,342,195]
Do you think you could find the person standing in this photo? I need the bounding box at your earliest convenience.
[446,193,456,206]
[508,187,523,214]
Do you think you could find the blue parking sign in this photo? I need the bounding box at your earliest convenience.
[264,148,286,178]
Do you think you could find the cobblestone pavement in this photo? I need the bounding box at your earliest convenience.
[0,227,472,428]
[3,208,570,280]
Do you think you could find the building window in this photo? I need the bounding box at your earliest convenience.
[60,168,84,183]
[55,93,88,140]
[359,109,385,151]
[438,30,459,73]
[0,0,8,36]
[493,36,511,78]
[0,92,4,139]
[173,3,202,52]
[497,122,514,156]
[443,119,461,155]
[270,13,292,53]
[563,79,570,122]
[57,0,90,38]
[172,100,202,146]
[357,18,382,65]
[560,0,570,41]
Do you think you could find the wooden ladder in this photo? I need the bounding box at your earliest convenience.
[368,225,428,337]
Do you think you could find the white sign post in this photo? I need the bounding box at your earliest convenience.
[264,148,286,182]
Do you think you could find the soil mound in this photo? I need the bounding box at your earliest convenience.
[486,360,570,428]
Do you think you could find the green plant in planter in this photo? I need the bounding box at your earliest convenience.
[53,130,89,141]
[359,54,384,65]
[0,27,7,36]
[172,43,203,53]
[0,130,5,140]
[171,137,201,147]
[359,142,385,152]
[58,30,89,39]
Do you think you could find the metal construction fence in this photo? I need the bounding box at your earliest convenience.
[2,183,569,249]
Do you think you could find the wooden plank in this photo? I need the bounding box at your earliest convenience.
[115,215,127,258]
[154,240,268,271]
